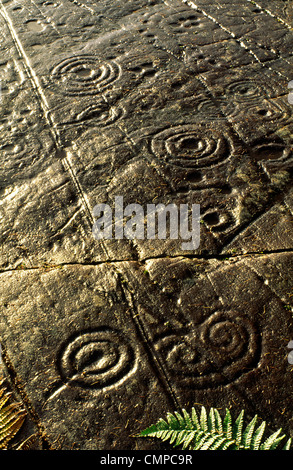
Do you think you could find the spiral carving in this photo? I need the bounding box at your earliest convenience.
[200,311,258,367]
[58,328,135,389]
[155,311,260,388]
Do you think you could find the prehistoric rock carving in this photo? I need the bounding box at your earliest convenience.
[57,327,136,389]
[51,55,121,95]
[150,125,234,169]
[154,310,260,388]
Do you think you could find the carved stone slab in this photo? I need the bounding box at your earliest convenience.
[0,0,292,450]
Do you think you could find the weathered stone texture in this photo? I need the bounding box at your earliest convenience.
[0,0,292,449]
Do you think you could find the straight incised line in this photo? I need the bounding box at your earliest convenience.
[115,268,182,411]
[245,261,293,307]
[245,0,293,30]
[0,1,109,256]
[160,0,289,145]
[66,0,96,15]
[0,1,59,144]
[180,0,291,79]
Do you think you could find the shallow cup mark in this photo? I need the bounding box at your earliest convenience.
[25,20,45,32]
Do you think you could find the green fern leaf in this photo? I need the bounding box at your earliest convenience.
[260,429,285,450]
[181,431,197,449]
[182,408,194,430]
[167,412,181,430]
[214,408,223,434]
[218,437,236,450]
[250,421,266,450]
[193,431,212,450]
[199,434,216,450]
[223,408,233,440]
[282,438,292,450]
[233,410,245,448]
[138,405,291,451]
[174,430,194,448]
[208,408,217,434]
[191,406,200,429]
[200,406,208,432]
[241,415,258,449]
[174,411,186,429]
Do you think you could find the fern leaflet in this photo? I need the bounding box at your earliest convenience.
[0,380,26,449]
[139,406,292,451]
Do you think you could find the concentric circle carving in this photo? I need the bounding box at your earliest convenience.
[246,99,290,122]
[58,328,135,389]
[151,125,232,169]
[225,80,264,103]
[51,55,121,95]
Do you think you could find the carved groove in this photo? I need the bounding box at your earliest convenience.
[57,327,136,389]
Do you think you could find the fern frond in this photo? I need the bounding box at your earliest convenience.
[182,408,194,430]
[260,428,285,450]
[241,415,258,449]
[233,409,245,447]
[250,421,266,450]
[138,406,291,451]
[223,408,233,440]
[200,406,208,432]
[208,407,217,434]
[0,382,26,449]
[16,433,39,450]
[214,408,223,434]
[282,438,292,450]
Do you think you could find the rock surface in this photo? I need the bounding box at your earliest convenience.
[0,0,292,450]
